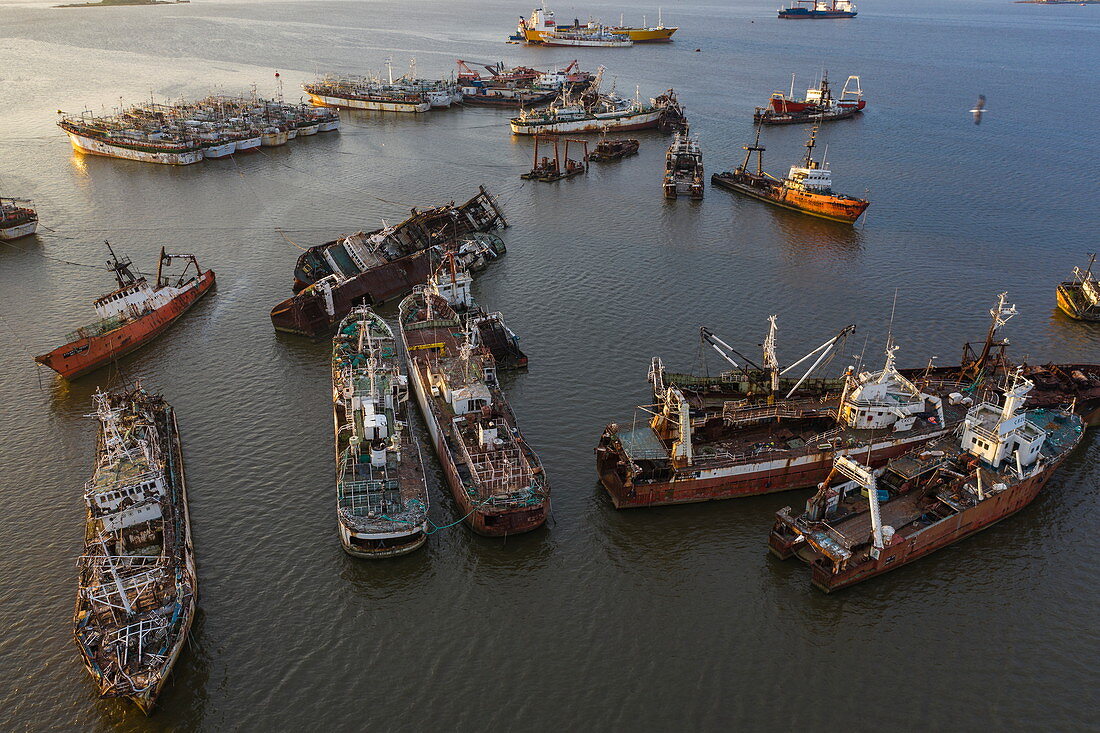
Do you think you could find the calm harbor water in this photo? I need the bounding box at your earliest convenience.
[1,0,1099,729]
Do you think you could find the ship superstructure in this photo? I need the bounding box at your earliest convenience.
[712,125,869,223]
[35,244,215,379]
[73,389,196,714]
[770,372,1084,591]
[333,307,429,558]
[399,288,549,536]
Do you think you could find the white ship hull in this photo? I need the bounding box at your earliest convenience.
[234,136,262,152]
[297,123,320,136]
[201,141,236,159]
[65,131,203,165]
[307,93,431,113]
[317,119,340,132]
[287,128,298,140]
[261,130,289,147]
[510,109,662,135]
[540,35,634,47]
[0,220,38,240]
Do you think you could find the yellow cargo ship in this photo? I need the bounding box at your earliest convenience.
[516,6,677,43]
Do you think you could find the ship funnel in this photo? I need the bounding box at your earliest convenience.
[370,440,387,468]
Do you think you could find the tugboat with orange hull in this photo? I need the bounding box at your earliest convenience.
[399,287,549,536]
[769,372,1085,592]
[712,125,868,224]
[35,244,214,379]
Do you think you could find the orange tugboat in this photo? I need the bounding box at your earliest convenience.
[711,125,869,224]
[35,243,214,379]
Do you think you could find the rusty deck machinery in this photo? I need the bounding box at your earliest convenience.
[521,134,589,182]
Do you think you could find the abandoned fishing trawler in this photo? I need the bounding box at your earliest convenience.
[0,196,38,240]
[1056,254,1100,322]
[712,125,869,224]
[399,288,549,535]
[755,72,865,125]
[663,126,704,199]
[35,244,215,379]
[333,307,430,558]
[74,389,196,714]
[596,332,973,508]
[769,371,1084,592]
[270,188,507,337]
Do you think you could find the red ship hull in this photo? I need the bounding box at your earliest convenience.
[769,98,865,113]
[35,271,215,379]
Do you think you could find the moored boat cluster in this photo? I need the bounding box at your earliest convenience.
[57,93,339,165]
[11,1,1100,719]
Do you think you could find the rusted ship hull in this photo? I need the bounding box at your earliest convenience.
[1056,283,1100,321]
[711,172,868,224]
[407,360,547,536]
[596,429,945,508]
[36,271,215,379]
[272,249,434,337]
[75,401,197,714]
[772,457,1065,592]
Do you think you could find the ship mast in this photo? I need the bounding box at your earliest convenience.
[967,292,1017,377]
[741,122,766,175]
[763,315,780,401]
[803,126,819,168]
[104,240,136,288]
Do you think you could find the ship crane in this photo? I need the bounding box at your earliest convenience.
[833,454,885,559]
[700,322,855,398]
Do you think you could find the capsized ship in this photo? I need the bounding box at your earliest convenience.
[517,6,677,43]
[74,389,196,714]
[35,244,214,379]
[271,188,507,338]
[597,339,973,508]
[1056,254,1100,322]
[770,372,1084,592]
[711,125,869,224]
[333,307,429,558]
[1,196,39,240]
[399,288,549,536]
